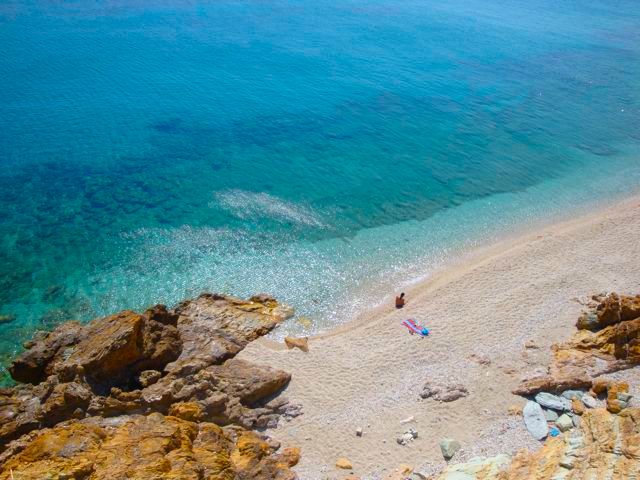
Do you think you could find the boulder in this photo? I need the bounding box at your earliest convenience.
[523,401,548,440]
[9,321,83,384]
[556,414,573,432]
[544,409,558,422]
[439,438,461,460]
[0,413,298,480]
[514,373,592,396]
[171,293,293,365]
[534,392,571,411]
[284,336,309,352]
[59,310,182,383]
[582,394,597,409]
[561,390,584,400]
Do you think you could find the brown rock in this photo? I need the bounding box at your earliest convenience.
[606,382,630,414]
[607,398,624,414]
[577,292,640,331]
[620,294,640,321]
[516,293,640,396]
[284,336,309,352]
[143,304,178,325]
[277,447,301,468]
[0,294,297,452]
[513,373,592,396]
[591,378,611,396]
[507,404,523,416]
[571,398,585,415]
[172,293,293,365]
[336,457,353,470]
[169,401,204,421]
[595,292,622,327]
[9,321,83,384]
[0,413,298,480]
[56,309,182,383]
[140,357,292,428]
[564,318,640,366]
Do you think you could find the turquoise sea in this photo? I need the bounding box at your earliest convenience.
[1,0,640,381]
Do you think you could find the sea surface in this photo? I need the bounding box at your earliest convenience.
[1,0,640,381]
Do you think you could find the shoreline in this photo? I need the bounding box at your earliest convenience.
[264,190,640,346]
[240,191,640,479]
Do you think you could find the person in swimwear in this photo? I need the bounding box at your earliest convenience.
[395,292,405,309]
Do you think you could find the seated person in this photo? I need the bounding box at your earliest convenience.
[395,292,405,309]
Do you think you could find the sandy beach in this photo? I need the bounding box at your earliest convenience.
[239,194,640,479]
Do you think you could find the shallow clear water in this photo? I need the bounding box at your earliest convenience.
[1,0,640,380]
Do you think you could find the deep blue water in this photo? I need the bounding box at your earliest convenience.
[1,0,640,380]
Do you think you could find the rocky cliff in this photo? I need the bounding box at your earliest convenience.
[0,293,301,479]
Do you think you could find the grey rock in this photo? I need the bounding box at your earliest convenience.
[408,473,427,480]
[556,414,573,432]
[561,390,585,401]
[440,438,461,460]
[572,414,581,428]
[544,409,559,422]
[523,401,548,440]
[559,455,576,470]
[581,394,597,408]
[421,382,468,402]
[396,428,418,446]
[617,392,633,403]
[535,392,571,411]
[356,427,363,437]
[576,311,598,330]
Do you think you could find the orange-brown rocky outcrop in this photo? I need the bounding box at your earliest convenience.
[0,413,299,480]
[515,292,640,396]
[0,293,301,455]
